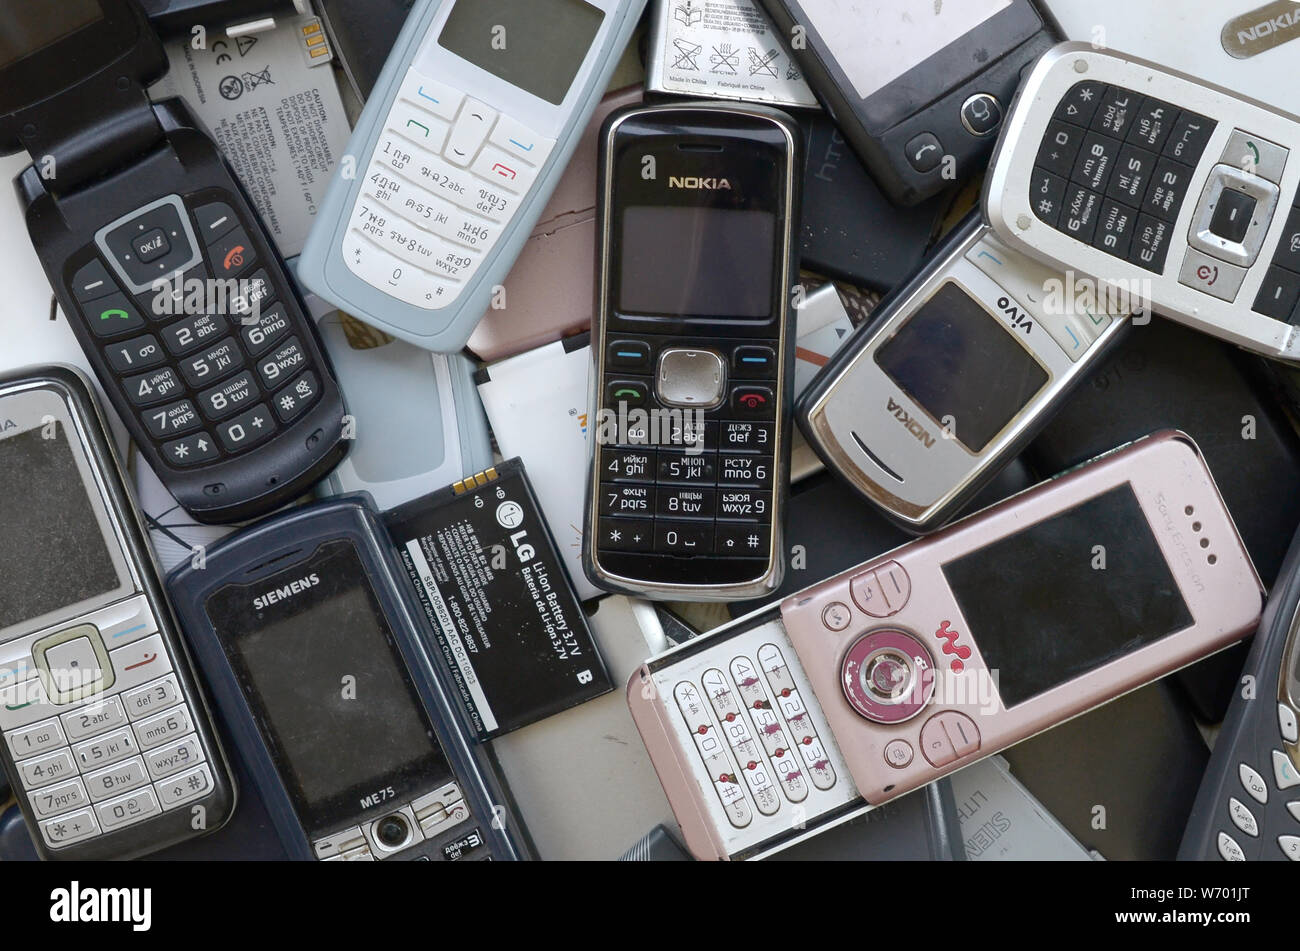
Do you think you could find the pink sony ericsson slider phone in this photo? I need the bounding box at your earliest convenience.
[628,431,1263,859]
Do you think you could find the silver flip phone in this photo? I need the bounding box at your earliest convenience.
[798,213,1128,532]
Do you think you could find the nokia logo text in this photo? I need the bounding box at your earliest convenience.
[668,176,732,190]
[0,419,15,432]
[1237,9,1299,44]
[253,573,321,610]
[887,397,935,448]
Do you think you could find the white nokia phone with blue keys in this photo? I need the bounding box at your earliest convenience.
[299,0,647,353]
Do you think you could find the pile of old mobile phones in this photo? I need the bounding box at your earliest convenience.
[583,102,802,601]
[166,496,534,861]
[632,432,1263,857]
[797,211,1127,532]
[0,368,234,860]
[298,0,648,352]
[757,0,1056,205]
[0,0,348,524]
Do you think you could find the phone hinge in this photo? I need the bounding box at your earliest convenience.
[17,84,164,198]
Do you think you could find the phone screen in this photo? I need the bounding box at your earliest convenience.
[437,0,605,105]
[0,422,121,634]
[619,206,777,319]
[799,0,1011,100]
[941,484,1193,707]
[874,281,1047,453]
[0,0,103,69]
[211,540,452,833]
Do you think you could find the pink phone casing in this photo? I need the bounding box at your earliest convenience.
[781,430,1263,804]
[466,85,644,362]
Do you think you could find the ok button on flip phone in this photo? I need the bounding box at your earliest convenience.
[583,103,802,602]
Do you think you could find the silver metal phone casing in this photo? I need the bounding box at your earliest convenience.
[983,41,1300,362]
[798,217,1129,533]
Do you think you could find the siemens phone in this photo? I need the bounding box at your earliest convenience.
[798,212,1128,532]
[757,0,1055,205]
[1,0,348,524]
[298,0,649,352]
[584,102,801,601]
[1181,526,1300,862]
[166,498,534,861]
[0,367,233,860]
[985,42,1300,363]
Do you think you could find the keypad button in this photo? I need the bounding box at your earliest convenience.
[607,340,651,372]
[1280,704,1299,744]
[181,338,244,388]
[720,420,773,452]
[1143,158,1195,222]
[83,756,149,803]
[100,197,196,288]
[1279,835,1300,861]
[1228,797,1259,837]
[1178,248,1248,302]
[133,228,170,263]
[656,451,714,485]
[1029,167,1067,225]
[663,417,715,452]
[599,484,654,518]
[83,293,146,338]
[5,718,66,759]
[732,346,777,379]
[488,113,554,166]
[124,367,184,406]
[1093,200,1137,258]
[1054,81,1107,127]
[1240,763,1269,803]
[216,404,277,454]
[122,675,182,721]
[1036,121,1085,179]
[161,431,219,467]
[1106,144,1158,205]
[144,262,208,320]
[1273,749,1299,789]
[239,302,291,356]
[257,337,309,391]
[273,372,321,422]
[18,749,77,790]
[656,487,715,520]
[132,704,193,751]
[1126,98,1180,152]
[731,386,775,419]
[207,226,256,278]
[104,334,165,373]
[904,132,943,173]
[715,523,770,557]
[471,145,538,195]
[1130,214,1174,272]
[605,379,650,410]
[73,727,139,770]
[96,786,161,830]
[193,201,238,242]
[228,268,275,319]
[1274,206,1300,274]
[397,68,464,122]
[1253,266,1300,320]
[144,733,204,780]
[196,370,260,421]
[1220,129,1289,184]
[71,259,118,303]
[717,453,771,487]
[601,449,656,482]
[596,518,654,552]
[959,93,1002,136]
[716,489,771,522]
[1209,188,1258,244]
[39,808,100,848]
[445,97,498,167]
[157,763,214,809]
[141,400,202,440]
[1164,112,1217,165]
[1071,131,1121,193]
[1217,830,1246,861]
[1060,186,1103,244]
[391,97,451,152]
[60,696,127,742]
[654,521,713,555]
[1092,88,1139,139]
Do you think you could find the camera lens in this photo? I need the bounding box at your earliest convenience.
[375,815,410,849]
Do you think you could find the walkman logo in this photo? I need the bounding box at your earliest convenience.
[887,397,935,449]
[668,176,732,190]
[253,573,321,610]
[50,882,151,932]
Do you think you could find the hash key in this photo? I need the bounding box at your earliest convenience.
[272,372,321,422]
[716,523,771,557]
